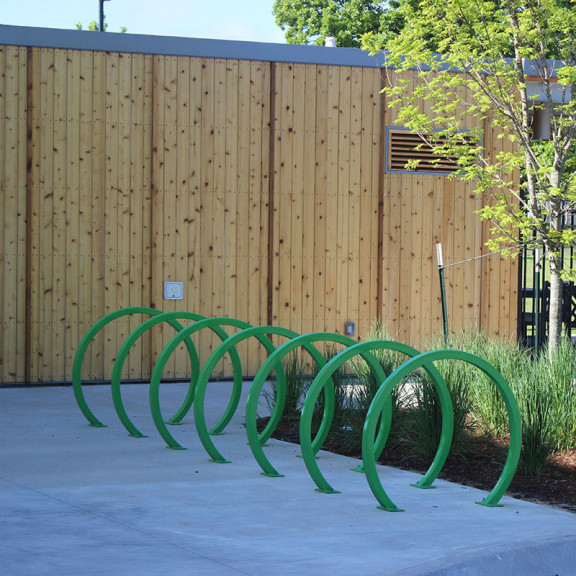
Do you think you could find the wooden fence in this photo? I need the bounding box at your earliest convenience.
[0,32,518,384]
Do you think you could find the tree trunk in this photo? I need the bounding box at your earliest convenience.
[546,177,564,356]
[547,250,564,355]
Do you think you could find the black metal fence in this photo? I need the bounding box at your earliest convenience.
[518,244,576,347]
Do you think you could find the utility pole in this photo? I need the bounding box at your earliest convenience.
[99,0,110,32]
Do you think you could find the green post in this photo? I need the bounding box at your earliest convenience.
[436,243,449,343]
[534,247,541,352]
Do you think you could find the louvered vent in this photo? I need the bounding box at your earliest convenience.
[387,129,468,174]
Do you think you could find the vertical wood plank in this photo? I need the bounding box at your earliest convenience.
[0,45,6,380]
[79,49,97,380]
[371,70,383,334]
[1,46,27,381]
[77,50,94,378]
[224,59,239,374]
[117,51,133,359]
[235,59,251,371]
[275,63,294,331]
[1,46,11,379]
[324,65,340,334]
[336,66,351,336]
[65,49,81,381]
[27,47,41,382]
[141,53,154,378]
[170,55,191,378]
[162,55,180,375]
[90,49,107,378]
[127,53,146,378]
[151,55,166,370]
[347,66,362,340]
[187,57,203,324]
[16,47,28,382]
[211,58,227,373]
[247,59,271,374]
[290,63,305,336]
[38,47,55,380]
[431,173,446,340]
[199,58,216,367]
[51,49,68,380]
[313,64,328,335]
[301,64,317,338]
[103,51,120,379]
[418,174,435,340]
[358,68,375,339]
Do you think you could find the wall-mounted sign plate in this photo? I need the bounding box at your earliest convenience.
[164,281,184,300]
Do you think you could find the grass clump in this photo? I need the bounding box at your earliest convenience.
[263,323,576,480]
[350,320,407,428]
[402,362,473,459]
[263,351,312,422]
[515,367,555,474]
[425,331,576,474]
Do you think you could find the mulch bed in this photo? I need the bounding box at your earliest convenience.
[259,416,576,513]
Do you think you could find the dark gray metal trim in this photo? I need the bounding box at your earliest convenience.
[0,24,386,68]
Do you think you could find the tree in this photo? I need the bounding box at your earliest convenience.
[363,0,576,354]
[76,21,103,31]
[75,21,127,33]
[273,0,416,47]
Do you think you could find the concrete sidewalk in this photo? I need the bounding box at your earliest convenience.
[1,382,575,576]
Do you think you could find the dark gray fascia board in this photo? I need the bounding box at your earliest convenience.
[0,24,386,68]
[2,24,568,76]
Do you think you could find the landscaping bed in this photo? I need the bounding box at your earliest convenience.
[261,415,576,513]
[257,329,576,513]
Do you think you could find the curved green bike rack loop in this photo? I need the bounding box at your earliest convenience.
[362,349,522,512]
[72,306,166,427]
[299,340,452,496]
[245,333,361,479]
[148,317,253,450]
[192,325,302,465]
[109,311,217,439]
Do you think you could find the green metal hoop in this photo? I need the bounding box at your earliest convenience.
[72,306,164,427]
[245,333,359,479]
[193,326,300,464]
[362,349,522,511]
[299,340,450,496]
[148,317,249,450]
[109,312,206,438]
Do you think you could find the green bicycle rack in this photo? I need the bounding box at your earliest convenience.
[74,309,523,512]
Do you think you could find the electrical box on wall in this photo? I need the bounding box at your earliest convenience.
[164,281,184,300]
[345,321,356,337]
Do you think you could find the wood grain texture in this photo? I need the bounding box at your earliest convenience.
[1,46,519,383]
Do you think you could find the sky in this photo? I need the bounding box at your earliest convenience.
[0,0,288,44]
